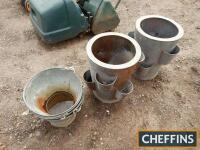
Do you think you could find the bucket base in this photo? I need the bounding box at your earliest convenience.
[93,91,121,104]
[49,114,76,128]
[48,95,84,127]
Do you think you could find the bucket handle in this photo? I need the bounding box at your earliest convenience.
[73,106,82,114]
[59,96,84,121]
[73,96,84,114]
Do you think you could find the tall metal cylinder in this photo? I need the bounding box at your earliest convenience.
[84,32,143,103]
[131,15,184,80]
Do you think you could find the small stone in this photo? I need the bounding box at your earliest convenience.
[15,133,19,136]
[91,136,96,140]
[24,145,27,149]
[100,137,103,141]
[191,66,198,73]
[16,97,21,101]
[8,128,13,131]
[176,65,180,69]
[101,142,104,145]
[84,114,88,118]
[68,132,72,136]
[21,110,29,116]
[138,94,145,98]
[193,80,200,86]
[94,132,97,135]
[175,91,182,98]
[17,140,21,144]
[29,133,33,138]
[35,119,41,125]
[0,143,6,150]
[106,110,110,115]
[31,126,36,130]
[16,122,22,127]
[117,137,122,141]
[35,131,41,137]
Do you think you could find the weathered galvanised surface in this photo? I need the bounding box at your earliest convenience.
[84,32,143,103]
[130,15,184,80]
[23,68,84,127]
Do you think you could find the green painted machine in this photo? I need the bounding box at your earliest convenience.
[26,0,121,43]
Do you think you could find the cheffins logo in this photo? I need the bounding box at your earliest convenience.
[138,130,197,147]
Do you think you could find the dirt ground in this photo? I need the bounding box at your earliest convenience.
[0,0,200,150]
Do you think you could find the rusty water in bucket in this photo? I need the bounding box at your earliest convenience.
[37,91,75,115]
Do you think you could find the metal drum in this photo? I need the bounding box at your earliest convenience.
[84,32,143,103]
[130,15,184,80]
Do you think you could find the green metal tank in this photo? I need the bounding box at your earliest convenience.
[29,0,120,43]
[30,0,89,43]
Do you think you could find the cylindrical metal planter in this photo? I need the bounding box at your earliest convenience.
[131,15,184,80]
[23,68,84,127]
[84,32,142,103]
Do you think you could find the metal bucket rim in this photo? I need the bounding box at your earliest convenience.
[34,94,84,120]
[136,15,184,42]
[86,32,142,70]
[23,67,83,119]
